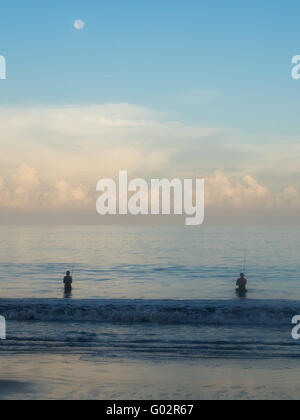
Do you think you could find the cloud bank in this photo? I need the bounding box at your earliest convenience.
[0,103,299,223]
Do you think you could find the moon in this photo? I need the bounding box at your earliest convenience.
[74,20,85,30]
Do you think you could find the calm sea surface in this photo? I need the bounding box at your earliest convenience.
[0,225,299,300]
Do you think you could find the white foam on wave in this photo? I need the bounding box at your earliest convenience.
[0,298,298,326]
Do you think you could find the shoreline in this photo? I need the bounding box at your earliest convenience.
[0,354,299,400]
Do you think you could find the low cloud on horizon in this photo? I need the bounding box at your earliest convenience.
[0,103,299,224]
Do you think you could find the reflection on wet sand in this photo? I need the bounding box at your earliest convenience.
[0,380,34,400]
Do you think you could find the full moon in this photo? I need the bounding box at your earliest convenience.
[74,19,85,30]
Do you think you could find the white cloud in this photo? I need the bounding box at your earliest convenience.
[0,164,299,219]
[206,171,300,211]
[0,104,229,183]
[0,103,299,221]
[0,164,91,211]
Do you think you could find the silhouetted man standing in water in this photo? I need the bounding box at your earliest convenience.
[63,271,73,291]
[236,273,247,294]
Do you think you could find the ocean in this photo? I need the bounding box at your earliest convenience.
[0,225,300,399]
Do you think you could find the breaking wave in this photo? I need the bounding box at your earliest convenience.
[0,298,298,326]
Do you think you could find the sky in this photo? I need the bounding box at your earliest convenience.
[0,0,300,224]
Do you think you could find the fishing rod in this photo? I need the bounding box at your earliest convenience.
[71,262,75,277]
[243,253,246,274]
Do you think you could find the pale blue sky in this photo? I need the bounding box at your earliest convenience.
[0,0,300,135]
